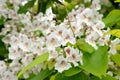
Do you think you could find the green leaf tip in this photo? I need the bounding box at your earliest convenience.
[18,52,49,78]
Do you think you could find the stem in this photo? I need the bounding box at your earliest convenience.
[63,4,76,38]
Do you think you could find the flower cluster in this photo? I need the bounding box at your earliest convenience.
[0,0,120,80]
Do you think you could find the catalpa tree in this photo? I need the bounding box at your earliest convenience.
[0,0,120,80]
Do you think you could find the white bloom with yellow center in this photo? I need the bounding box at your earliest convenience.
[55,56,71,73]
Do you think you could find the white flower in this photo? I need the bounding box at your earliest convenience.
[10,36,20,49]
[0,24,11,35]
[62,29,76,45]
[92,21,105,36]
[98,35,110,46]
[45,7,55,20]
[2,34,11,44]
[21,54,34,66]
[0,61,7,75]
[2,70,18,80]
[54,25,67,40]
[31,42,42,55]
[55,56,71,73]
[46,33,60,48]
[65,47,83,66]
[31,64,42,75]
[59,0,65,3]
[8,47,22,59]
[108,38,120,55]
[80,8,94,26]
[97,28,110,46]
[65,46,73,56]
[19,38,32,52]
[9,59,21,74]
[23,71,31,79]
[21,0,28,6]
[84,0,91,3]
[48,48,58,60]
[115,75,120,80]
[8,10,18,19]
[91,0,101,10]
[85,29,99,49]
[107,71,113,76]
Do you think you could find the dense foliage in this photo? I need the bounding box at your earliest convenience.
[0,0,120,80]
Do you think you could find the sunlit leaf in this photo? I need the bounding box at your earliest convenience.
[104,29,120,38]
[111,53,120,66]
[103,10,120,27]
[48,59,56,70]
[80,46,108,77]
[50,74,57,80]
[18,52,49,77]
[55,72,90,80]
[75,39,95,53]
[31,68,53,80]
[115,0,120,2]
[116,44,120,50]
[63,67,82,76]
[33,0,39,13]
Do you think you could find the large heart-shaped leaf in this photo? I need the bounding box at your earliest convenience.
[80,46,108,77]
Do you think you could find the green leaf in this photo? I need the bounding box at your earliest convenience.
[50,74,57,80]
[116,44,120,50]
[6,1,14,9]
[55,72,90,80]
[101,75,116,80]
[111,53,120,66]
[33,0,39,13]
[18,0,36,13]
[31,68,53,80]
[0,36,8,58]
[34,30,44,37]
[75,39,95,53]
[80,46,108,77]
[63,67,82,76]
[0,35,5,39]
[18,52,49,78]
[115,0,120,2]
[0,39,8,58]
[90,75,116,80]
[48,59,56,70]
[0,17,5,25]
[104,29,120,38]
[103,10,120,27]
